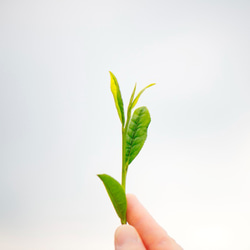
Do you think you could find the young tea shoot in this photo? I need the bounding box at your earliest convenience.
[98,72,155,224]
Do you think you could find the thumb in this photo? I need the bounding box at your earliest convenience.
[115,225,145,250]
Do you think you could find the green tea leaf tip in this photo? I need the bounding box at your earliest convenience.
[131,83,156,109]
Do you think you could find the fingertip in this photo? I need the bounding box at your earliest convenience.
[115,225,145,250]
[125,195,183,250]
[126,193,140,222]
[126,193,137,202]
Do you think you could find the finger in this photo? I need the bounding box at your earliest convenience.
[126,194,183,250]
[115,225,146,250]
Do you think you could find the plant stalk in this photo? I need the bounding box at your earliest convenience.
[121,108,131,191]
[121,103,133,224]
[121,127,127,225]
[121,127,127,190]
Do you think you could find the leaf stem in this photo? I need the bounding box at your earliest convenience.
[121,127,127,190]
[121,106,132,191]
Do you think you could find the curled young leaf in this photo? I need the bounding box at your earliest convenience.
[109,71,125,126]
[127,83,137,120]
[125,106,151,165]
[131,83,156,109]
[97,174,127,224]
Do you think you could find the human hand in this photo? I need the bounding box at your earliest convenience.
[114,194,183,250]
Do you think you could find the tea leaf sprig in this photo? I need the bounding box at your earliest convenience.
[98,72,155,224]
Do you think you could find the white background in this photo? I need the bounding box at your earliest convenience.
[1,0,250,249]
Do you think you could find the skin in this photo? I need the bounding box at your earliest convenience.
[115,194,183,250]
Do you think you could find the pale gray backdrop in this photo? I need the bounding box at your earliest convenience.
[1,0,250,249]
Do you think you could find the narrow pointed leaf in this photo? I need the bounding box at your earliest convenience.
[127,83,137,120]
[109,71,125,126]
[131,83,156,109]
[125,106,151,164]
[97,174,127,224]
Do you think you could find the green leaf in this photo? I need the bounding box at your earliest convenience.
[97,174,127,224]
[109,71,125,126]
[125,106,151,165]
[126,83,137,122]
[131,83,156,109]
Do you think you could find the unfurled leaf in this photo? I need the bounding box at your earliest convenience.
[131,83,155,109]
[109,71,125,126]
[125,106,151,164]
[97,174,127,224]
